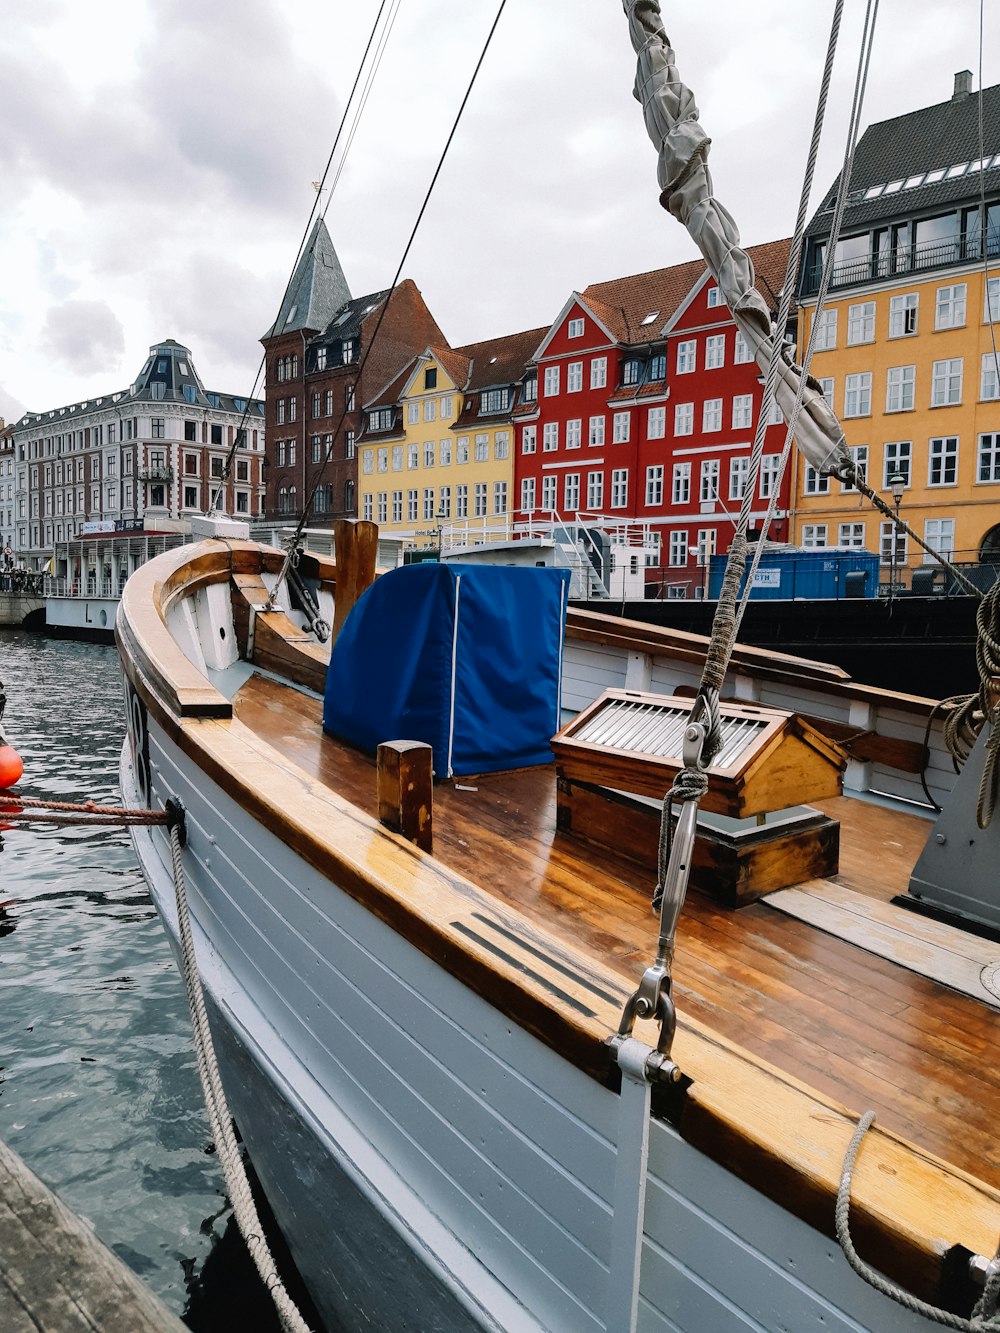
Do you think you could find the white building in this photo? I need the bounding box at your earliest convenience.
[9,339,265,571]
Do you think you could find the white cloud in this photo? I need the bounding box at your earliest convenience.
[41,301,126,377]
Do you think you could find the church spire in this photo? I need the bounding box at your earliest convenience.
[262,217,352,340]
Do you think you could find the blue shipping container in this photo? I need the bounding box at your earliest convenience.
[707,547,880,600]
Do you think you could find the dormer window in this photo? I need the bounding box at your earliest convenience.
[424,367,437,390]
[622,359,641,386]
[315,347,328,371]
[649,354,666,380]
[640,311,659,326]
[522,375,537,403]
[368,407,393,432]
[480,388,509,415]
[341,338,357,364]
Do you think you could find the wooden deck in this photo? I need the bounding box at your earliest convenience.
[233,672,1000,1192]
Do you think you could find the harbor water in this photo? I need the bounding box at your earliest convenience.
[0,629,311,1330]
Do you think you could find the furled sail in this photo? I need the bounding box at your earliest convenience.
[624,0,850,475]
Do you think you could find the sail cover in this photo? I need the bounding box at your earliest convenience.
[323,563,571,777]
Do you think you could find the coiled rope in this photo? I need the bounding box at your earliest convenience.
[838,1113,1000,1330]
[167,823,312,1333]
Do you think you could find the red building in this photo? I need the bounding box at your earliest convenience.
[514,240,794,597]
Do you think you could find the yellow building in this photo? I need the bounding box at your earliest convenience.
[794,75,1000,583]
[358,331,539,551]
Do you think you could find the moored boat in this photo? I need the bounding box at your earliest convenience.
[117,519,1000,1332]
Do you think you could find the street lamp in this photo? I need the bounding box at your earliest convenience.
[888,470,905,600]
[436,503,449,559]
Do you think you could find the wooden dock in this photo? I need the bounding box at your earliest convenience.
[0,1136,187,1332]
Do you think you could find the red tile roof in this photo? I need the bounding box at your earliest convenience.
[455,327,548,389]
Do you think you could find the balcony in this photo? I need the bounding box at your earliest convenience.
[139,466,173,482]
[802,229,1000,295]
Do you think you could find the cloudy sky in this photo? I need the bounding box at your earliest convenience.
[1,0,995,423]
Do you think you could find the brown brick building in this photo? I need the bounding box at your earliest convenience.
[261,219,446,523]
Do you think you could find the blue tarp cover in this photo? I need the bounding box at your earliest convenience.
[323,563,570,777]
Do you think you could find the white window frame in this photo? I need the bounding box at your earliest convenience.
[889,292,918,338]
[847,300,876,345]
[674,403,693,436]
[672,462,691,505]
[886,365,916,413]
[645,465,664,506]
[931,358,963,407]
[703,398,722,432]
[935,283,967,330]
[844,372,872,418]
[928,436,958,487]
[705,334,726,369]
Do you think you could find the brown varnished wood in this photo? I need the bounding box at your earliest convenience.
[117,543,1000,1301]
[377,740,433,852]
[331,519,378,644]
[230,674,1000,1200]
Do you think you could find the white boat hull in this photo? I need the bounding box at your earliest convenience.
[122,708,944,1333]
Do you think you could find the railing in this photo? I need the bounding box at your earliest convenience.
[802,226,1000,295]
[877,546,1000,597]
[138,466,173,482]
[0,571,47,596]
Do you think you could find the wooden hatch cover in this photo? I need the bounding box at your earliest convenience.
[551,689,846,819]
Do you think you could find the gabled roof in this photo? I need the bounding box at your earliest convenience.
[455,327,546,389]
[581,256,707,345]
[263,218,352,338]
[806,81,1000,237]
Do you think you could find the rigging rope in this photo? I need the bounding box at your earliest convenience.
[264,0,509,614]
[208,0,398,515]
[168,822,312,1333]
[837,1112,1000,1330]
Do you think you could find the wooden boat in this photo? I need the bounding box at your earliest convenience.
[117,520,1000,1332]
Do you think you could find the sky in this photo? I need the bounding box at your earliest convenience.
[1,0,996,424]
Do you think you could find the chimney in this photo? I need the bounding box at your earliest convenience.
[953,70,973,101]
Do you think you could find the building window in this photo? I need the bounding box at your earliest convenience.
[346,431,355,459]
[676,340,696,374]
[844,372,872,417]
[759,455,781,498]
[363,493,373,522]
[377,492,388,523]
[612,412,630,443]
[923,518,955,561]
[422,487,435,520]
[734,331,752,364]
[847,301,875,345]
[801,524,828,548]
[889,292,918,338]
[377,447,388,473]
[694,529,716,567]
[543,423,559,452]
[668,531,688,566]
[928,436,958,486]
[703,398,722,432]
[472,435,487,463]
[392,491,403,523]
[935,283,967,330]
[706,285,723,308]
[567,361,583,393]
[729,455,749,500]
[392,445,404,471]
[622,359,641,386]
[587,470,604,509]
[674,402,693,436]
[978,433,1000,483]
[521,377,537,404]
[986,277,1000,323]
[440,394,453,419]
[541,476,556,510]
[311,436,322,464]
[424,399,437,423]
[438,485,451,518]
[409,442,421,469]
[480,388,509,415]
[732,394,753,430]
[566,419,582,449]
[522,425,537,454]
[804,464,829,495]
[521,477,536,512]
[886,365,916,413]
[838,522,866,548]
[818,376,835,407]
[700,458,719,503]
[841,444,868,492]
[648,407,666,440]
[363,450,375,476]
[493,481,507,515]
[150,417,165,439]
[568,317,584,338]
[649,354,666,380]
[589,416,605,447]
[672,462,691,505]
[590,357,607,389]
[543,366,560,396]
[408,489,419,521]
[325,390,334,416]
[440,438,452,466]
[705,335,726,369]
[563,473,580,511]
[424,367,437,390]
[880,520,908,567]
[407,403,420,425]
[813,308,837,351]
[931,358,963,406]
[183,485,198,509]
[645,465,664,506]
[611,469,628,508]
[883,440,912,489]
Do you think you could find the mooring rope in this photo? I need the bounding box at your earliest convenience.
[0,794,169,826]
[167,823,312,1333]
[837,1112,1000,1330]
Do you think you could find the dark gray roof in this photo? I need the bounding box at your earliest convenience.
[807,81,1000,237]
[313,289,391,345]
[263,218,352,338]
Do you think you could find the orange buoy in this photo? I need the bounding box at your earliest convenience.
[0,745,23,790]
